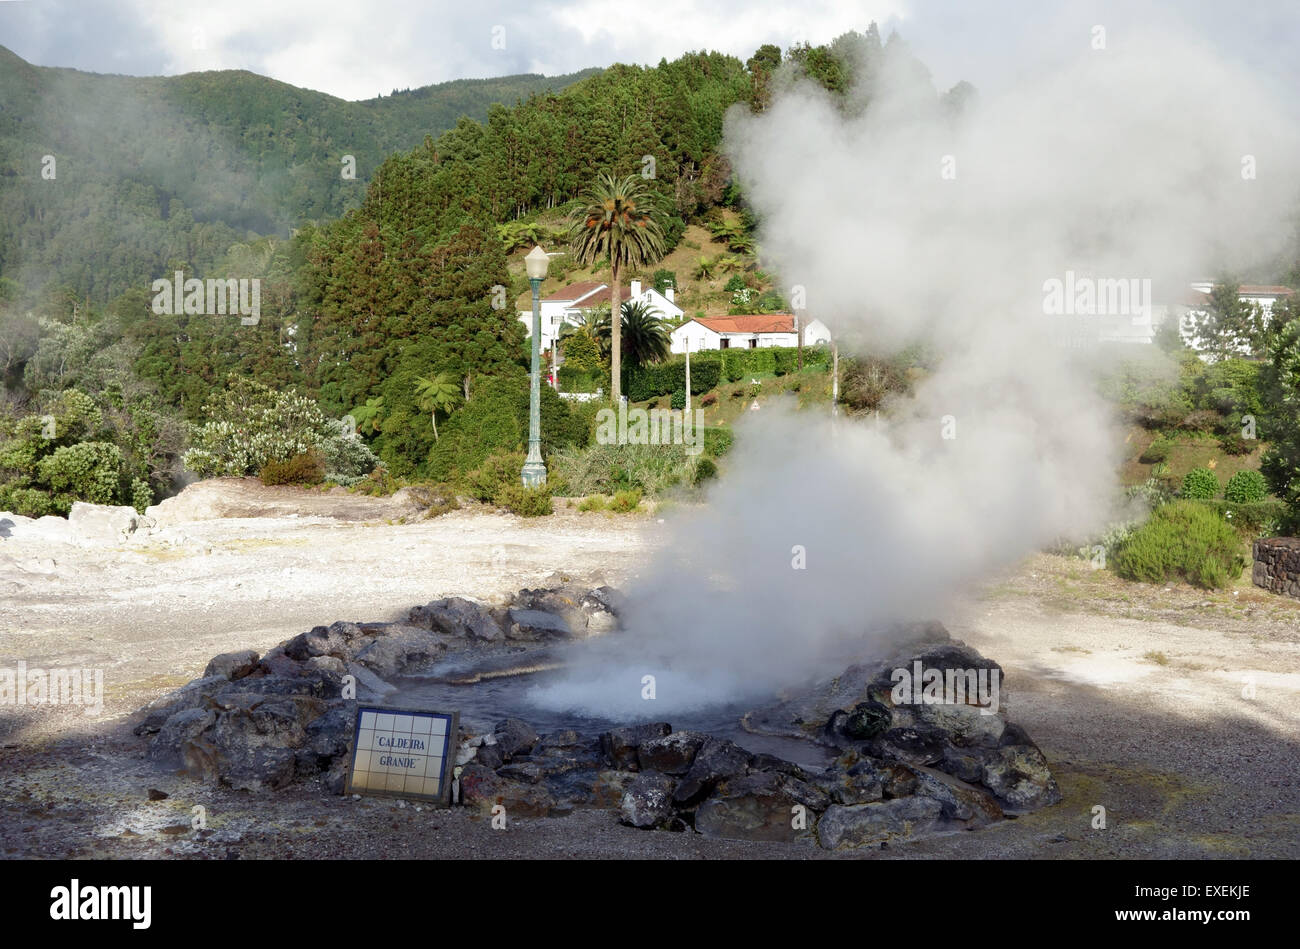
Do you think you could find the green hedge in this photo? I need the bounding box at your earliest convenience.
[1194,498,1284,534]
[557,365,599,393]
[624,346,828,403]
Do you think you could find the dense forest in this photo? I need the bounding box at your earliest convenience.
[0,26,978,515]
[0,43,598,301]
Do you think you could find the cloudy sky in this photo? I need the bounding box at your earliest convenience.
[1,0,1297,102]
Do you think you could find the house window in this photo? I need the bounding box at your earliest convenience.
[720,338,730,349]
[749,337,758,349]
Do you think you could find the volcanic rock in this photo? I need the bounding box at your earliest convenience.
[672,737,752,806]
[619,772,678,828]
[695,770,828,842]
[637,730,707,775]
[505,608,572,640]
[204,649,261,681]
[601,722,672,770]
[493,718,539,759]
[816,796,945,850]
[459,764,555,817]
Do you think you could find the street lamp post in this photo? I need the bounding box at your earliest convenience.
[522,246,549,488]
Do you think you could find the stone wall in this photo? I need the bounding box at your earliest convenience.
[1252,537,1300,598]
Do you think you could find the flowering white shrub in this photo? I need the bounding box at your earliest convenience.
[183,377,377,481]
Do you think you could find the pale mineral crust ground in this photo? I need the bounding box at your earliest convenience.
[1,479,1297,859]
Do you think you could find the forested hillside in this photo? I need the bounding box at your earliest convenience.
[0,43,597,300]
[0,27,974,515]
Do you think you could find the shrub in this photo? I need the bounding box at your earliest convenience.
[1218,433,1254,456]
[693,457,718,485]
[578,494,608,512]
[700,392,717,407]
[403,483,460,518]
[670,389,686,410]
[1111,501,1245,589]
[549,441,693,498]
[724,275,748,292]
[131,478,152,514]
[1179,409,1222,434]
[1224,469,1267,503]
[608,488,642,513]
[184,376,334,477]
[0,485,59,517]
[349,467,400,497]
[1139,437,1172,464]
[319,426,380,485]
[493,482,552,517]
[1181,467,1220,500]
[465,451,525,502]
[428,376,587,483]
[259,451,326,486]
[36,442,124,510]
[702,426,734,457]
[557,365,598,393]
[1197,498,1285,535]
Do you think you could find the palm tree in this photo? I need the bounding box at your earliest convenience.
[569,173,667,402]
[413,372,460,441]
[619,300,670,370]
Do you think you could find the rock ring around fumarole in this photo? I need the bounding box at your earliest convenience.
[132,589,1059,849]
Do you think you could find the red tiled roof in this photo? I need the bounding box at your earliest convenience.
[1238,285,1294,296]
[543,281,605,303]
[694,314,796,334]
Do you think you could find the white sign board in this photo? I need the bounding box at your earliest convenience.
[344,706,458,805]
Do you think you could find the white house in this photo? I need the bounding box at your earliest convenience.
[518,279,684,352]
[1178,283,1294,357]
[669,314,832,354]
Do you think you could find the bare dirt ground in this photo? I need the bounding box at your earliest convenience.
[1,479,1297,860]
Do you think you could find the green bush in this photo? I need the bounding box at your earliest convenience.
[493,482,552,517]
[131,478,152,514]
[1181,467,1220,500]
[608,488,642,513]
[702,426,734,457]
[0,485,59,517]
[465,451,525,502]
[670,388,686,410]
[749,349,776,374]
[561,333,603,374]
[557,365,598,393]
[259,451,326,486]
[577,494,608,512]
[1111,501,1246,589]
[548,441,694,498]
[1218,433,1254,456]
[36,442,124,509]
[428,376,588,483]
[1139,437,1172,464]
[1197,498,1285,535]
[1223,469,1267,504]
[693,457,718,485]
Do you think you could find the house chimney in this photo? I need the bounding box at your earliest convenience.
[666,286,675,303]
[630,279,642,298]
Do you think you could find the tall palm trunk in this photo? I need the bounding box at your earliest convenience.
[610,264,622,403]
